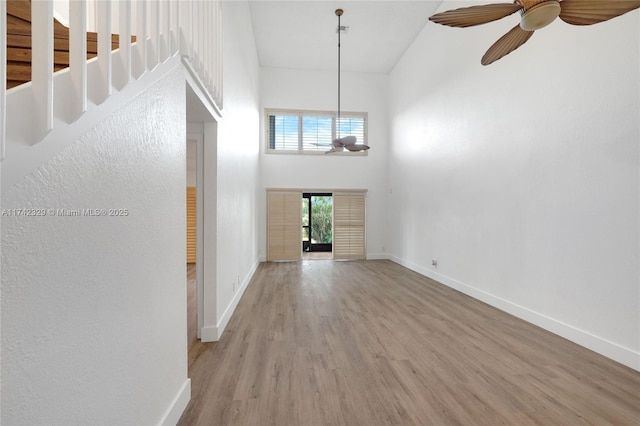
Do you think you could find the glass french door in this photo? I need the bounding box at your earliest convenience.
[302,193,333,253]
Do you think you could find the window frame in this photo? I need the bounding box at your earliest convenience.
[265,108,368,155]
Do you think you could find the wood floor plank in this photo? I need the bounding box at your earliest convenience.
[178,260,640,426]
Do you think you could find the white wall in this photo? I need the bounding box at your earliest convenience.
[1,66,189,423]
[207,0,261,338]
[259,67,389,259]
[388,2,639,369]
[187,140,196,186]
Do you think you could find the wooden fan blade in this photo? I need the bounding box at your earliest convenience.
[429,3,523,28]
[559,0,640,25]
[344,144,370,152]
[482,24,535,65]
[325,145,345,154]
[333,136,357,146]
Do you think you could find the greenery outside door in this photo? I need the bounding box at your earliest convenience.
[302,193,332,252]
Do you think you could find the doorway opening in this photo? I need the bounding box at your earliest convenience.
[185,74,219,369]
[186,139,198,352]
[302,192,333,260]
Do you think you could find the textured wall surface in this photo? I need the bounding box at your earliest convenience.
[388,2,639,368]
[214,0,261,331]
[1,65,188,424]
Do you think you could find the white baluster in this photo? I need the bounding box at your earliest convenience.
[211,1,220,103]
[212,0,218,100]
[217,0,223,107]
[170,0,178,54]
[119,0,132,87]
[215,0,220,92]
[148,0,159,69]
[190,0,195,60]
[70,0,87,118]
[211,0,216,102]
[1,0,6,158]
[32,0,54,138]
[97,0,113,103]
[204,0,210,91]
[200,0,205,77]
[134,0,147,78]
[179,0,190,57]
[161,0,169,61]
[194,0,201,72]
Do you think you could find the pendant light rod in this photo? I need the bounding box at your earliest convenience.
[336,9,343,138]
[327,8,370,154]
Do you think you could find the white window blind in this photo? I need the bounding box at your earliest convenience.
[336,117,365,145]
[267,190,302,261]
[269,114,299,151]
[266,109,367,154]
[302,116,332,151]
[333,191,366,260]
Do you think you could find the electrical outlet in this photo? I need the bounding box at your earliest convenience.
[432,259,438,268]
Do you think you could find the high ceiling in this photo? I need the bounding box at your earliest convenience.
[248,1,442,74]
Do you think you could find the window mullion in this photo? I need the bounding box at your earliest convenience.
[265,108,367,154]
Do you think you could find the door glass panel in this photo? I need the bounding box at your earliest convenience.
[310,196,332,244]
[302,198,309,227]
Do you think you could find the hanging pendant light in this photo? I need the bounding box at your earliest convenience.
[326,9,370,154]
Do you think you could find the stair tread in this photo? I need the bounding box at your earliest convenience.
[5,0,136,89]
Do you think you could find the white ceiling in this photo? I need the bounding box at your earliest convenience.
[248,1,443,74]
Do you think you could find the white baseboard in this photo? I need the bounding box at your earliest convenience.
[200,325,218,342]
[389,255,640,371]
[158,378,191,426]
[216,260,259,337]
[366,253,390,260]
[200,260,260,342]
[262,254,388,261]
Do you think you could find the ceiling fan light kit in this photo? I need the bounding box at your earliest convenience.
[429,0,640,65]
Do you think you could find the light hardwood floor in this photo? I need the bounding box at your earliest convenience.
[302,251,333,260]
[179,260,640,425]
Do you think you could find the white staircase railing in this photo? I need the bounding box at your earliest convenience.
[1,0,7,160]
[0,0,223,163]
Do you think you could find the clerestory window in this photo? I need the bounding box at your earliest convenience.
[265,109,367,154]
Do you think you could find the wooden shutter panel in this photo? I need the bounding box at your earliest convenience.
[186,186,196,263]
[333,191,366,260]
[267,190,301,261]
